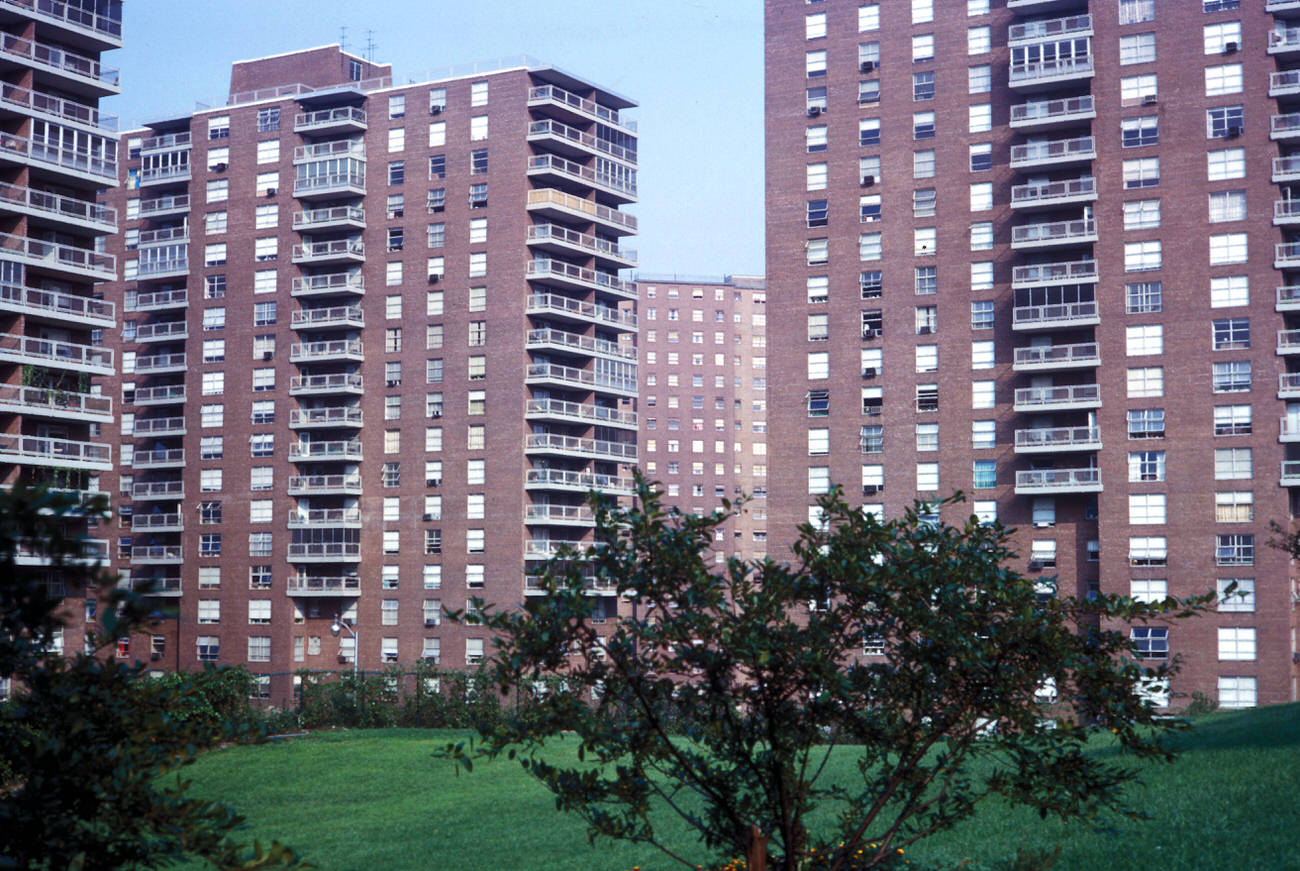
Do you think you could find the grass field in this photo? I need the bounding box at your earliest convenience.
[179,703,1300,871]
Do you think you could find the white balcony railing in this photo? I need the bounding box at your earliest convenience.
[1013,342,1099,368]
[524,468,636,493]
[0,282,114,325]
[1012,259,1098,286]
[527,118,636,164]
[1010,95,1095,126]
[0,230,114,277]
[524,397,637,428]
[526,188,637,232]
[0,181,115,230]
[1014,383,1101,407]
[527,85,636,132]
[1012,300,1099,326]
[1009,136,1095,167]
[0,0,123,43]
[524,327,637,361]
[1011,176,1096,206]
[525,433,639,461]
[0,331,112,370]
[526,223,637,263]
[1014,425,1101,450]
[287,473,362,494]
[0,432,111,466]
[0,129,116,181]
[525,362,638,394]
[0,31,120,89]
[1015,468,1102,491]
[1008,14,1091,43]
[0,80,117,131]
[526,154,638,199]
[1009,55,1094,85]
[526,258,635,296]
[526,292,637,329]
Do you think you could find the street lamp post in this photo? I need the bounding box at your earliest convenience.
[329,618,359,710]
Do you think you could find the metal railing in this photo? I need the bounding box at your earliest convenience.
[294,106,367,129]
[526,154,637,198]
[526,258,635,295]
[1015,468,1101,489]
[0,80,116,130]
[1012,218,1096,245]
[0,432,110,464]
[0,129,116,180]
[525,397,637,427]
[286,575,361,593]
[133,384,185,404]
[0,181,115,228]
[527,119,636,163]
[1012,259,1098,285]
[526,223,636,262]
[527,84,636,132]
[0,0,122,40]
[1009,55,1094,84]
[133,320,187,341]
[0,332,112,369]
[524,327,636,360]
[524,468,636,492]
[132,416,185,435]
[1011,176,1095,205]
[132,480,183,499]
[524,504,596,524]
[290,339,363,360]
[134,352,186,372]
[526,188,637,231]
[293,139,365,162]
[129,288,187,311]
[0,31,119,86]
[291,272,364,295]
[293,239,365,260]
[0,230,114,275]
[287,473,362,493]
[287,508,362,526]
[287,542,362,560]
[525,432,638,460]
[289,373,364,393]
[293,171,365,195]
[294,206,365,229]
[1014,426,1100,449]
[526,292,636,328]
[1009,136,1095,166]
[1014,384,1101,406]
[1010,95,1094,125]
[0,384,110,416]
[525,362,637,393]
[289,407,363,426]
[0,282,114,322]
[288,440,362,461]
[138,193,190,216]
[1008,14,1091,42]
[1012,300,1098,325]
[1013,342,1099,367]
[291,305,363,327]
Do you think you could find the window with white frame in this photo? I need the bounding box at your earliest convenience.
[1119,32,1155,65]
[1122,157,1159,188]
[1123,199,1160,230]
[968,26,990,55]
[1124,240,1161,272]
[1215,490,1253,523]
[1120,74,1158,105]
[1208,190,1246,223]
[1217,627,1255,661]
[1217,578,1255,612]
[968,64,991,93]
[1209,233,1247,265]
[1126,324,1163,356]
[1214,447,1252,480]
[1206,105,1244,139]
[1205,64,1242,97]
[968,104,991,133]
[1204,21,1241,55]
[1121,116,1158,148]
[1218,676,1256,709]
[1128,493,1166,525]
[916,463,939,492]
[858,4,878,31]
[1126,366,1164,398]
[1207,147,1245,180]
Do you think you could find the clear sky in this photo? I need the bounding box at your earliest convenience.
[103,0,765,278]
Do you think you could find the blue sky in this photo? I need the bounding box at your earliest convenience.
[105,0,765,277]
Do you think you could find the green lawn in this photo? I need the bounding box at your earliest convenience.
[180,703,1300,871]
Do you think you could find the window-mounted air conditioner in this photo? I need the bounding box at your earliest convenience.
[807,105,823,117]
[860,175,875,186]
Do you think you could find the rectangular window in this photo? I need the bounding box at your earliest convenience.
[1217,578,1255,613]
[1205,64,1242,97]
[1212,318,1250,350]
[1206,106,1244,139]
[1125,282,1162,314]
[1215,491,1254,523]
[1124,240,1162,272]
[1208,148,1245,180]
[1127,408,1165,439]
[1216,534,1255,566]
[1127,366,1164,398]
[1123,200,1160,230]
[1123,157,1159,189]
[1212,361,1251,393]
[1218,627,1256,661]
[913,111,935,140]
[1208,190,1246,223]
[1120,32,1156,65]
[1128,450,1165,482]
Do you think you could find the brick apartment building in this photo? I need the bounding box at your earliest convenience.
[0,0,121,662]
[765,0,1299,707]
[101,46,638,700]
[637,274,768,562]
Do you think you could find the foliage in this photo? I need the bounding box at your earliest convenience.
[0,482,309,871]
[443,478,1211,871]
[1183,691,1219,717]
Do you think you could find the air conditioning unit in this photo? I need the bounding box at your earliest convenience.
[150,652,162,661]
[262,351,273,361]
[265,187,277,197]
[424,619,439,628]
[860,175,875,186]
[212,162,227,172]
[426,478,442,487]
[917,326,933,335]
[862,484,882,495]
[428,273,441,283]
[1224,41,1239,54]
[807,105,823,117]
[1027,560,1044,571]
[1225,125,1243,139]
[1033,521,1054,529]
[861,367,878,378]
[859,60,877,73]
[430,105,444,115]
[863,328,882,339]
[1141,93,1158,106]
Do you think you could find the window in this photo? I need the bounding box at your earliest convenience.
[204,211,227,234]
[860,425,883,453]
[1214,405,1251,436]
[807,351,829,380]
[968,104,991,134]
[806,199,828,227]
[1119,0,1155,23]
[1127,366,1164,398]
[1212,318,1250,350]
[200,469,222,492]
[971,381,994,409]
[806,50,826,78]
[1126,324,1163,356]
[1120,32,1156,65]
[912,34,934,62]
[913,111,935,140]
[1218,676,1256,710]
[1215,448,1252,480]
[248,533,272,558]
[807,86,827,113]
[1126,281,1162,313]
[249,467,272,491]
[916,463,939,492]
[1124,240,1161,272]
[199,501,222,524]
[199,534,222,558]
[201,371,224,395]
[1215,491,1254,523]
[1210,233,1247,265]
[1121,116,1158,148]
[1122,157,1159,189]
[968,64,991,93]
[249,433,274,456]
[253,334,275,359]
[858,119,880,147]
[196,636,220,662]
[202,339,225,362]
[256,107,279,131]
[913,150,935,178]
[860,194,881,222]
[206,179,228,203]
[253,270,275,294]
[971,341,994,369]
[969,142,991,172]
[1204,22,1241,55]
[859,232,882,261]
[915,305,937,333]
[1218,627,1255,661]
[916,383,939,412]
[1127,408,1165,439]
[204,242,226,266]
[972,460,995,489]
[1217,578,1255,613]
[806,11,826,39]
[1131,627,1168,660]
[968,26,990,55]
[1123,199,1160,230]
[1129,494,1167,525]
[1120,74,1158,106]
[1206,106,1244,139]
[969,183,992,212]
[1212,361,1251,393]
[914,228,935,256]
[255,171,278,196]
[428,188,446,212]
[915,423,938,452]
[971,300,994,330]
[254,237,277,261]
[1216,533,1254,566]
[1205,64,1242,97]
[859,4,878,31]
[1207,148,1245,180]
[916,344,938,372]
[1208,190,1246,223]
[470,115,488,141]
[912,71,934,101]
[806,162,827,191]
[914,265,937,295]
[208,115,229,139]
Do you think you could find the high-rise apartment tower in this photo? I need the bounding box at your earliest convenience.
[766,0,1297,707]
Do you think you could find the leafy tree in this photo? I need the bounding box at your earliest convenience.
[445,479,1210,871]
[0,482,309,870]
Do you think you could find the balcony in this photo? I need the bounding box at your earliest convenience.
[1008,14,1091,44]
[1280,372,1300,398]
[289,406,363,428]
[0,181,115,233]
[128,287,187,312]
[291,304,363,330]
[138,193,189,219]
[131,448,184,469]
[137,163,191,187]
[524,539,593,561]
[527,119,636,166]
[287,541,362,562]
[293,170,366,199]
[136,254,188,280]
[528,84,635,134]
[133,384,185,406]
[524,397,637,430]
[289,373,363,395]
[1278,329,1300,354]
[289,338,363,363]
[286,575,361,596]
[292,139,365,163]
[288,440,362,462]
[1009,95,1095,131]
[1014,425,1101,453]
[0,31,121,97]
[0,432,110,470]
[14,537,106,566]
[1010,176,1096,210]
[1282,417,1300,442]
[525,433,637,463]
[1273,113,1300,140]
[293,238,365,264]
[134,351,186,375]
[526,292,636,331]
[526,154,637,203]
[1009,135,1095,170]
[524,504,596,526]
[524,574,617,597]
[129,545,182,565]
[525,362,638,396]
[291,272,364,297]
[1012,300,1099,330]
[1277,201,1300,227]
[132,415,185,437]
[1269,27,1300,56]
[1013,383,1101,411]
[1011,218,1096,249]
[524,467,635,495]
[293,205,365,231]
[0,0,124,50]
[1014,467,1102,494]
[130,512,182,533]
[287,473,362,495]
[1012,341,1099,371]
[0,230,113,280]
[525,188,637,235]
[526,223,636,268]
[287,508,362,529]
[1011,259,1097,289]
[1008,55,1094,91]
[524,327,637,362]
[0,282,114,328]
[0,332,112,374]
[1007,0,1082,11]
[0,81,116,132]
[132,480,183,501]
[1281,460,1300,486]
[133,320,187,343]
[1269,0,1300,15]
[1272,70,1300,100]
[526,258,636,300]
[129,576,181,596]
[293,105,367,133]
[0,129,116,184]
[1276,242,1300,269]
[0,384,111,422]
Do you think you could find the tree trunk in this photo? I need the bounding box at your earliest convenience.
[747,825,766,871]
